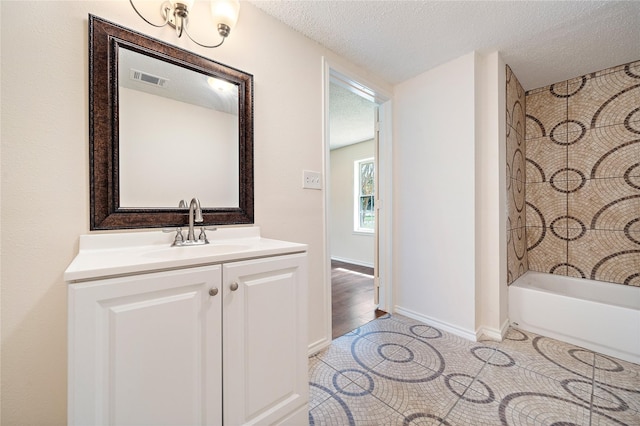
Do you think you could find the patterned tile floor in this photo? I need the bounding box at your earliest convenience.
[308,314,640,425]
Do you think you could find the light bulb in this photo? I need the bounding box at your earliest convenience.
[211,0,240,30]
[207,76,234,92]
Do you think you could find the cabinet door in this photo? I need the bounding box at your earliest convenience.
[223,253,308,425]
[68,266,222,426]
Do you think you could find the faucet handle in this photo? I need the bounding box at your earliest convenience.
[164,227,185,246]
[175,227,184,243]
[198,227,210,244]
[178,199,187,208]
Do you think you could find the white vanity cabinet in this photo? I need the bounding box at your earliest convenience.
[68,266,224,425]
[66,230,308,426]
[221,254,308,425]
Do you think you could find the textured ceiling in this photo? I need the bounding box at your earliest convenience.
[329,82,376,149]
[249,0,639,148]
[249,0,640,90]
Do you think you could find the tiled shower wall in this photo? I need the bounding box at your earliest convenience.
[506,66,528,284]
[524,60,640,286]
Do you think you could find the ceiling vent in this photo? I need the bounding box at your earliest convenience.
[129,69,169,88]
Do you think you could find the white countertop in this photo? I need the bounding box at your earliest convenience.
[64,227,307,282]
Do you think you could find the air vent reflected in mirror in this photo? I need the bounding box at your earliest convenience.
[129,69,169,88]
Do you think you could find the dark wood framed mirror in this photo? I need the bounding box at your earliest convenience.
[89,14,253,230]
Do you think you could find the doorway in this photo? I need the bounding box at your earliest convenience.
[324,64,392,340]
[330,260,386,338]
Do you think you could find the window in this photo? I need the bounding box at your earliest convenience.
[354,158,375,233]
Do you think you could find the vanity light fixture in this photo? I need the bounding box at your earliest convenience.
[129,0,240,48]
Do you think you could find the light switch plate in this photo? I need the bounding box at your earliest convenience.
[303,170,322,190]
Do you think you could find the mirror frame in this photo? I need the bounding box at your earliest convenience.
[89,15,253,230]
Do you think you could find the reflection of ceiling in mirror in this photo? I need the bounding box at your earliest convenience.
[118,47,238,115]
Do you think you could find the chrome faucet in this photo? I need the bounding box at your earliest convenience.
[167,197,212,247]
[187,197,203,242]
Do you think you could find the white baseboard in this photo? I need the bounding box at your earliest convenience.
[476,319,510,341]
[308,336,331,357]
[308,310,507,356]
[330,256,374,269]
[394,306,477,342]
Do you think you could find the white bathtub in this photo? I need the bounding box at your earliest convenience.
[509,271,640,364]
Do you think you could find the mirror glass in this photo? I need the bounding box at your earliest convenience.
[89,15,253,230]
[118,47,239,208]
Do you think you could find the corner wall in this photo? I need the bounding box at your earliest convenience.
[475,52,509,338]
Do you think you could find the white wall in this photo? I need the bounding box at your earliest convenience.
[330,140,375,267]
[0,2,391,423]
[393,53,478,338]
[393,51,506,340]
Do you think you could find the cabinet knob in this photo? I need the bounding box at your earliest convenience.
[230,282,239,291]
[209,287,219,296]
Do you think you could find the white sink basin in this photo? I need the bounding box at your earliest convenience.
[141,244,251,259]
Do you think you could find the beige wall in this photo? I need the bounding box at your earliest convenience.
[329,140,375,266]
[0,2,391,423]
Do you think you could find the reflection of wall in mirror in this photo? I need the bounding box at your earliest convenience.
[119,87,240,208]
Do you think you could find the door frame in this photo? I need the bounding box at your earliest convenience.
[321,58,393,347]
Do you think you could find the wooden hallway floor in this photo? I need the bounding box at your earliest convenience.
[331,260,386,339]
